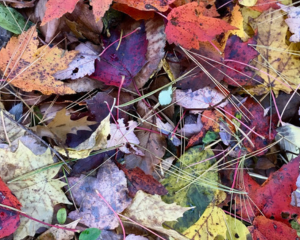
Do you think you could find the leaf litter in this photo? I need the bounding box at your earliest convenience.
[0,0,300,239]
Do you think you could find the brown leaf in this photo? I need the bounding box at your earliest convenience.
[68,159,132,229]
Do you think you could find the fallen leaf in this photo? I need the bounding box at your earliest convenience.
[0,177,22,238]
[175,87,228,111]
[54,42,100,80]
[224,35,263,87]
[239,0,257,6]
[114,0,175,12]
[250,0,290,12]
[33,108,95,144]
[278,4,300,43]
[0,108,25,143]
[112,3,155,20]
[247,8,300,95]
[120,166,168,197]
[162,146,224,232]
[0,141,71,240]
[124,101,166,174]
[42,0,112,25]
[107,118,143,155]
[68,159,132,229]
[37,219,80,240]
[233,156,300,225]
[132,17,166,89]
[249,216,298,240]
[183,205,250,240]
[126,234,148,240]
[91,25,147,87]
[57,114,110,158]
[124,190,191,240]
[0,27,77,95]
[165,2,236,49]
[178,114,203,138]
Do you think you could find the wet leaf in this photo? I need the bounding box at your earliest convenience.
[68,159,132,229]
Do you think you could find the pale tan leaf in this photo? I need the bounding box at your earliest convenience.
[124,190,191,240]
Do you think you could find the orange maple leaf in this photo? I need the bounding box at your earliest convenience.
[0,27,78,95]
[41,0,112,25]
[114,0,175,12]
[165,2,237,49]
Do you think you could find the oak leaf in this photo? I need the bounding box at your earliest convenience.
[68,159,131,229]
[0,27,77,95]
[165,2,236,49]
[124,190,191,240]
[0,141,71,240]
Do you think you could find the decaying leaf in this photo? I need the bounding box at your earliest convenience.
[114,0,175,12]
[107,118,143,155]
[279,4,300,43]
[124,190,191,240]
[37,219,80,240]
[68,159,131,229]
[175,87,228,111]
[33,108,95,144]
[0,141,71,240]
[57,114,110,158]
[0,27,77,95]
[54,42,100,80]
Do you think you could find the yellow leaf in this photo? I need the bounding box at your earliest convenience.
[183,205,250,240]
[57,114,110,158]
[33,108,96,143]
[0,27,78,95]
[247,8,300,95]
[124,190,191,240]
[0,141,71,240]
[239,0,257,6]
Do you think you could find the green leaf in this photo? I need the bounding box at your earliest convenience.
[202,131,217,144]
[161,146,221,232]
[79,228,101,240]
[56,208,67,224]
[0,4,28,34]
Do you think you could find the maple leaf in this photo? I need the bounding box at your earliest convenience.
[114,0,175,12]
[91,26,148,87]
[224,98,277,155]
[233,156,300,225]
[248,216,298,240]
[112,3,155,20]
[246,8,300,95]
[165,2,236,49]
[0,141,71,240]
[124,190,192,240]
[278,4,300,43]
[0,27,77,95]
[42,0,112,25]
[183,205,250,240]
[162,146,224,232]
[33,108,96,144]
[0,177,22,238]
[175,87,228,111]
[68,159,132,229]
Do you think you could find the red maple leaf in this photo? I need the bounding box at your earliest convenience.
[0,177,22,238]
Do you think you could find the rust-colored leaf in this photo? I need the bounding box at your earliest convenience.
[114,0,175,12]
[112,3,155,20]
[0,27,77,95]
